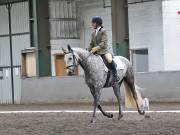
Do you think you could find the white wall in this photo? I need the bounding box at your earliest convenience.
[128,0,180,72]
[162,0,180,70]
[22,71,180,103]
[128,0,164,71]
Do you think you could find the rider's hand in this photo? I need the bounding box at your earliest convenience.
[90,46,100,53]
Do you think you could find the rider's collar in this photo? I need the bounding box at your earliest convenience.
[95,26,101,35]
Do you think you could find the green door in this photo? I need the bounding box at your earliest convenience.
[113,41,129,59]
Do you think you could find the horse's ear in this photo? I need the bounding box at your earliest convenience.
[67,44,72,52]
[62,48,67,54]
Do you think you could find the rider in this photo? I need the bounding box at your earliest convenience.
[88,16,119,82]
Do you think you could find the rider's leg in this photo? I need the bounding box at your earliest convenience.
[100,54,109,66]
[105,53,119,82]
[109,60,119,82]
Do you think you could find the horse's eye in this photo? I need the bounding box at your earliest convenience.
[69,58,72,60]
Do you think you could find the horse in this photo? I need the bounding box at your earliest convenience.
[62,45,145,123]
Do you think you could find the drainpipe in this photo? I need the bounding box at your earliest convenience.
[7,3,15,104]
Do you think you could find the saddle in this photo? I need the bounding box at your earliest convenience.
[97,55,126,87]
[98,56,125,72]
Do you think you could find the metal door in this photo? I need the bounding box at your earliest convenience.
[0,1,30,104]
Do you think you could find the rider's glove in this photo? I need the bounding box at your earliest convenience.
[90,46,100,53]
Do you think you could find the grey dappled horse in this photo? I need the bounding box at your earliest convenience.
[63,45,144,123]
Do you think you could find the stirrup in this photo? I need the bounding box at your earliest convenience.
[112,78,119,86]
[115,77,120,82]
[113,75,120,83]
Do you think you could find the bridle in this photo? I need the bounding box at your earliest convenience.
[65,51,79,69]
[65,50,92,70]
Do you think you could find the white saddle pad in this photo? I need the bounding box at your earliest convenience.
[98,56,125,72]
[113,56,125,70]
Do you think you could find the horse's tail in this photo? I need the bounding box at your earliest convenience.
[124,81,145,115]
[124,81,136,108]
[124,82,143,108]
[123,61,145,115]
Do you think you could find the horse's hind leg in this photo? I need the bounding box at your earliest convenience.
[113,83,123,120]
[124,67,145,115]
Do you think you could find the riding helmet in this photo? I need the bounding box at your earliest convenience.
[91,16,103,25]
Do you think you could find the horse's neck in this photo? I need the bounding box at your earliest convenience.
[74,49,93,72]
[78,51,89,60]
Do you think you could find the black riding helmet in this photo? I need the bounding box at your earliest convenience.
[91,16,103,26]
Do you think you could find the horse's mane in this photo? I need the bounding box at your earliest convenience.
[72,47,89,54]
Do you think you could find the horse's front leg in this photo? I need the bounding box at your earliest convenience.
[91,95,97,123]
[95,89,113,119]
[90,88,97,123]
[113,84,123,120]
[90,88,113,123]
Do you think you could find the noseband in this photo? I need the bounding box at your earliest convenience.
[65,51,79,69]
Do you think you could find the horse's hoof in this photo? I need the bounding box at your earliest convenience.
[90,118,96,123]
[107,113,113,118]
[118,114,123,120]
[138,110,145,115]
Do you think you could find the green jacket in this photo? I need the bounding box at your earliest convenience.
[88,28,109,55]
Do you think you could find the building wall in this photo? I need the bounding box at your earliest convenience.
[49,0,81,76]
[162,0,180,70]
[21,71,180,103]
[128,0,180,72]
[128,0,164,71]
[135,71,180,102]
[0,1,30,104]
[21,76,117,103]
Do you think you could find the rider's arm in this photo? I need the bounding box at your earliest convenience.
[97,30,108,49]
[88,33,94,51]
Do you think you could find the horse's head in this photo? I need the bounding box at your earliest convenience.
[62,45,79,76]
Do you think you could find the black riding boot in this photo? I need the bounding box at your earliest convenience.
[109,60,119,82]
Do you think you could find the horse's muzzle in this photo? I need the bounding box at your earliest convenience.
[67,71,73,76]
